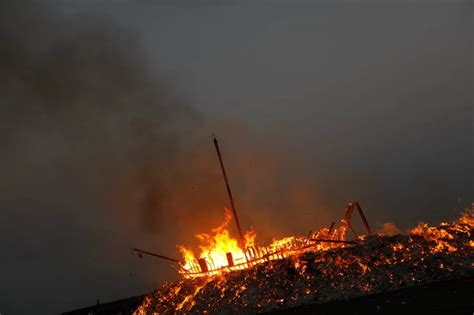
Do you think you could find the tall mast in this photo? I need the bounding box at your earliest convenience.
[213,135,246,248]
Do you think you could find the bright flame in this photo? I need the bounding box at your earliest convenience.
[177,206,474,278]
[135,206,474,314]
[178,208,254,273]
[178,207,350,277]
[409,208,473,253]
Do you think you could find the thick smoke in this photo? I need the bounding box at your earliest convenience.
[0,3,203,314]
[1,2,472,315]
[0,3,328,314]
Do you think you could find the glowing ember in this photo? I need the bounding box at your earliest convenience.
[134,207,473,314]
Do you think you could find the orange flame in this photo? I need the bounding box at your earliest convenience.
[178,208,255,274]
[177,206,474,278]
[178,207,350,277]
[135,206,474,314]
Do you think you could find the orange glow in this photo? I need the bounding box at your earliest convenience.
[408,210,474,254]
[178,207,352,278]
[134,207,473,314]
[178,208,253,274]
[175,206,473,278]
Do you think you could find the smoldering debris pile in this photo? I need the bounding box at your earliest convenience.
[135,211,473,314]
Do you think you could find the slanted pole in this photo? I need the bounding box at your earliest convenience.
[131,248,182,264]
[354,202,372,235]
[213,135,246,249]
[342,202,358,238]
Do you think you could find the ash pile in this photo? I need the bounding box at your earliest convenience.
[135,211,473,314]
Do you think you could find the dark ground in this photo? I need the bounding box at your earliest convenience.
[62,295,145,315]
[63,276,473,314]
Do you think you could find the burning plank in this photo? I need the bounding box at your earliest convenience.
[174,201,366,278]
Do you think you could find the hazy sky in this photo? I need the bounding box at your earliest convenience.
[0,1,472,314]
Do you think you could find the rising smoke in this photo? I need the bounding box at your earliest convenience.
[1,2,472,314]
[0,3,328,314]
[0,2,205,314]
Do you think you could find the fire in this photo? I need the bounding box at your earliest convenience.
[130,137,473,313]
[168,137,363,278]
[409,209,474,254]
[177,205,356,278]
[174,204,474,279]
[134,207,474,314]
[178,208,255,274]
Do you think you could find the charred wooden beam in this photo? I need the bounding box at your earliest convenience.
[342,202,354,227]
[198,258,209,272]
[131,248,181,264]
[354,201,372,235]
[226,252,234,267]
[213,135,246,249]
[341,201,372,238]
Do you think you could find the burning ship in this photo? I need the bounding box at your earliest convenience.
[64,137,473,314]
[132,209,473,314]
[131,137,374,280]
[128,137,474,314]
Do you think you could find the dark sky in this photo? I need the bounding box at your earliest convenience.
[1,1,472,314]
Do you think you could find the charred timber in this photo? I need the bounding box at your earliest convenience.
[213,135,246,248]
[131,248,182,264]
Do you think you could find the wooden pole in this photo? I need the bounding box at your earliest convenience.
[354,202,372,235]
[131,248,182,264]
[213,135,246,248]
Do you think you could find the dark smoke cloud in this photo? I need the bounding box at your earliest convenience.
[1,1,197,230]
[0,3,324,314]
[0,3,204,314]
[1,2,472,314]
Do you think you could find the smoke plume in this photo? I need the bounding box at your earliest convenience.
[1,2,472,314]
[0,3,328,314]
